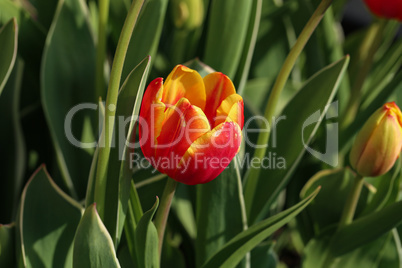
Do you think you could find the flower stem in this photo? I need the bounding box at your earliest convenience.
[95,0,110,100]
[243,0,333,222]
[94,0,144,221]
[340,19,387,129]
[322,174,364,267]
[338,174,364,228]
[154,178,178,257]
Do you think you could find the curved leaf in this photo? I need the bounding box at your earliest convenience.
[330,199,402,257]
[135,198,159,268]
[246,56,349,224]
[101,56,150,245]
[17,166,83,268]
[0,18,17,95]
[122,0,168,80]
[73,204,120,268]
[41,0,96,199]
[201,187,320,268]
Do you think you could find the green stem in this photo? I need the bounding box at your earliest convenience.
[94,0,144,220]
[340,19,387,129]
[154,178,178,258]
[95,0,110,100]
[338,174,364,228]
[322,174,364,267]
[243,0,333,221]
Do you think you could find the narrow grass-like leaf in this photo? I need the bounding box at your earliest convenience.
[135,198,159,268]
[122,0,168,80]
[202,187,320,268]
[247,56,349,224]
[0,18,17,96]
[102,56,150,245]
[17,166,83,268]
[41,0,96,199]
[73,204,120,268]
[203,0,252,78]
[234,0,262,96]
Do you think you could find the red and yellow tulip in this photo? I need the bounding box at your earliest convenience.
[364,0,402,21]
[139,65,244,185]
[350,102,402,177]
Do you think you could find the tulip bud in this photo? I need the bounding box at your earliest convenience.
[171,0,204,30]
[349,102,402,177]
[363,0,402,21]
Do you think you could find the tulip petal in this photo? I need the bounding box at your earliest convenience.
[162,65,206,110]
[139,78,166,159]
[203,72,236,124]
[155,98,210,176]
[214,94,244,129]
[174,121,242,185]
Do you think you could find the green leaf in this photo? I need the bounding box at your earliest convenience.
[196,160,246,267]
[0,0,45,72]
[41,0,96,199]
[0,18,17,96]
[341,70,402,151]
[201,187,320,268]
[122,0,168,81]
[247,56,350,224]
[250,242,278,268]
[16,166,83,268]
[0,59,25,223]
[135,198,159,268]
[0,223,15,267]
[73,204,120,268]
[329,199,402,257]
[234,0,262,95]
[300,168,368,234]
[361,159,402,216]
[102,56,150,245]
[203,0,252,78]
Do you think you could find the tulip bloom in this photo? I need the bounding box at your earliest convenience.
[139,65,243,185]
[350,102,402,177]
[363,0,402,21]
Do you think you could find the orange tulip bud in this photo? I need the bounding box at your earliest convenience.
[349,102,402,177]
[139,65,243,185]
[363,0,402,21]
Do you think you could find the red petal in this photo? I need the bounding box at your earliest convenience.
[173,121,242,185]
[155,98,210,177]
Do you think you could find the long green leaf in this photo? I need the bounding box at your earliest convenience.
[121,0,168,81]
[135,198,159,268]
[101,56,150,245]
[330,199,402,257]
[17,166,83,268]
[247,56,349,224]
[73,204,120,268]
[41,0,96,199]
[203,0,252,78]
[234,0,262,96]
[0,18,17,95]
[196,161,245,267]
[201,187,320,268]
